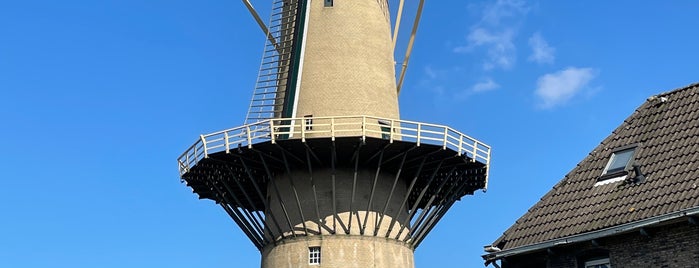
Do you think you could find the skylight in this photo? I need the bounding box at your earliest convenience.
[596,146,639,186]
[602,147,636,176]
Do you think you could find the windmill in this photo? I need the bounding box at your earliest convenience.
[177,1,491,267]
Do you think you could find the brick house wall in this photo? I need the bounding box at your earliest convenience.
[605,222,699,267]
[502,221,699,268]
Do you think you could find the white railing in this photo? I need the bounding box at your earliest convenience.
[178,115,491,177]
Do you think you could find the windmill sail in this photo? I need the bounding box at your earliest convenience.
[244,0,307,124]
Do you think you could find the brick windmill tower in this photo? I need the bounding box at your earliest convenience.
[177,1,491,267]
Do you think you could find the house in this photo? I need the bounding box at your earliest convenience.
[483,83,699,268]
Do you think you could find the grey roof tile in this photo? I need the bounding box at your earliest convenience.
[492,83,699,250]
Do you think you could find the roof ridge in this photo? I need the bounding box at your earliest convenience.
[653,81,699,98]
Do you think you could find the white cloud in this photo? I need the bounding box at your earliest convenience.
[423,65,442,80]
[535,67,597,109]
[472,78,500,92]
[454,78,500,100]
[424,66,437,79]
[528,32,555,64]
[456,0,530,70]
[480,0,529,26]
[456,28,517,70]
[420,65,452,96]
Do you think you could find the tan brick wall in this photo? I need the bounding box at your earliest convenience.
[295,0,399,120]
[259,2,411,267]
[262,167,413,268]
[261,235,414,268]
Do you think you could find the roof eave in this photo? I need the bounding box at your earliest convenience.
[483,206,699,262]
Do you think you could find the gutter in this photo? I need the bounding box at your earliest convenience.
[483,206,699,263]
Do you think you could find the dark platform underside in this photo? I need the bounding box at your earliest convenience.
[182,136,487,211]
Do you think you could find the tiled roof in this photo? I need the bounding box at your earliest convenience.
[492,83,699,251]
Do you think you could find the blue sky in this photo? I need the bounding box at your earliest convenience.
[1,1,698,267]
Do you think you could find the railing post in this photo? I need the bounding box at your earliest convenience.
[331,117,335,141]
[362,116,366,142]
[484,146,491,190]
[246,126,252,148]
[473,142,479,162]
[301,117,306,142]
[457,134,463,156]
[389,119,394,143]
[417,123,421,146]
[270,120,276,144]
[178,160,185,175]
[200,135,208,158]
[224,131,230,154]
[193,142,198,163]
[442,128,448,150]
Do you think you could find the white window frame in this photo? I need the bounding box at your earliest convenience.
[585,258,611,268]
[304,115,313,131]
[309,246,321,265]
